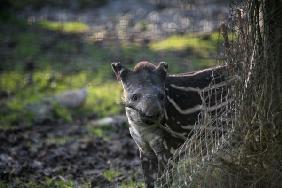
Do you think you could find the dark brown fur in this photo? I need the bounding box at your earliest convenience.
[133,61,156,72]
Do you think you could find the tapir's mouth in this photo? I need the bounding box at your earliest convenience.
[125,105,162,125]
[143,120,154,125]
[140,115,158,125]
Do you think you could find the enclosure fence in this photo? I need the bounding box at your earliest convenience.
[156,0,282,187]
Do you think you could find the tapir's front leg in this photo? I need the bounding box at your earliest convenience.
[140,151,158,188]
[149,136,172,177]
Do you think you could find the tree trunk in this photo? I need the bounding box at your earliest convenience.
[263,0,282,128]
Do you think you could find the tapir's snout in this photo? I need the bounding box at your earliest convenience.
[140,95,163,124]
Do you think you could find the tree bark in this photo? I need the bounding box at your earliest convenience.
[262,0,282,128]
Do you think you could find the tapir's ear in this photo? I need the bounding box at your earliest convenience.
[111,62,130,81]
[155,62,168,78]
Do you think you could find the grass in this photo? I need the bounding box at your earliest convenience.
[84,82,122,117]
[39,20,89,33]
[102,169,120,182]
[0,15,223,128]
[87,124,114,140]
[149,32,235,53]
[149,33,217,52]
[148,32,225,69]
[0,70,122,127]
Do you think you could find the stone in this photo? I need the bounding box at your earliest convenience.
[55,88,87,108]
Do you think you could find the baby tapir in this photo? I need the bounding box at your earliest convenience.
[111,61,226,187]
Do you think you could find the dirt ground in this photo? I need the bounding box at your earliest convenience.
[0,122,143,187]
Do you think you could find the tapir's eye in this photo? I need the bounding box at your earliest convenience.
[158,93,165,100]
[131,94,139,101]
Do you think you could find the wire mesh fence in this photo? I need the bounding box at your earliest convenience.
[156,0,282,187]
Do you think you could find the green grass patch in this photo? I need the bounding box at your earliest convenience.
[0,69,122,127]
[149,33,218,56]
[38,20,89,33]
[0,71,25,93]
[102,169,120,182]
[88,126,105,138]
[53,102,73,122]
[148,32,230,70]
[84,82,122,117]
[86,123,115,140]
[149,32,235,53]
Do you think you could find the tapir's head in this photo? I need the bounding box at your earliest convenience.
[112,61,168,126]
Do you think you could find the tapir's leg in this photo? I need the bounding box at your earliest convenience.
[140,151,158,188]
[149,137,172,177]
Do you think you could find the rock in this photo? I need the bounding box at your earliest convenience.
[55,88,87,108]
[89,115,127,127]
[25,88,87,124]
[68,141,80,155]
[30,160,43,170]
[0,154,13,165]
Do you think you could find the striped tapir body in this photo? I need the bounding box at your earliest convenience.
[111,61,226,188]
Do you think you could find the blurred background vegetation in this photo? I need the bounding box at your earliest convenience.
[0,0,229,187]
[0,0,228,128]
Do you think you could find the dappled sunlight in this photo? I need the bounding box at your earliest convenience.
[85,82,122,117]
[149,32,218,54]
[0,69,122,127]
[102,169,121,182]
[0,5,224,154]
[38,20,89,33]
[148,32,223,69]
[0,71,25,93]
